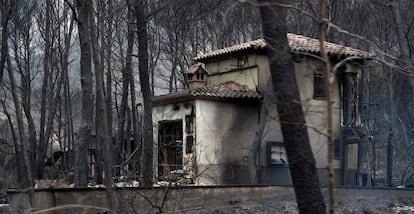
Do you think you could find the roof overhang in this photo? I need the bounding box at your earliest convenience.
[194,33,375,63]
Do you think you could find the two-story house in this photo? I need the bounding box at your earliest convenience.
[152,33,372,186]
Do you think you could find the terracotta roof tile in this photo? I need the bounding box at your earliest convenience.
[194,33,373,61]
[185,63,207,74]
[153,81,261,105]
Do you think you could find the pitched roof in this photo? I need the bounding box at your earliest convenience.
[185,63,207,74]
[153,81,261,105]
[194,33,373,61]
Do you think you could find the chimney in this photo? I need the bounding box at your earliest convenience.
[186,64,208,89]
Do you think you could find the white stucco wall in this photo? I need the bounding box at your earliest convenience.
[207,67,258,90]
[203,53,353,170]
[153,99,259,183]
[206,54,259,91]
[194,99,259,184]
[205,54,258,74]
[260,57,343,169]
[194,100,259,166]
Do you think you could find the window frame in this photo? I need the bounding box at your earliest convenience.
[313,69,326,100]
[266,141,287,165]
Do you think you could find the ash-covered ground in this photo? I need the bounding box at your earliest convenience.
[182,196,414,213]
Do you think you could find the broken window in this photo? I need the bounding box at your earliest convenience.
[267,141,287,165]
[314,69,326,99]
[158,121,183,177]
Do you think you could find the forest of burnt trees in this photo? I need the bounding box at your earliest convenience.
[1,0,414,212]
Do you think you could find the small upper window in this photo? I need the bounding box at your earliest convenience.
[238,56,248,68]
[314,69,326,99]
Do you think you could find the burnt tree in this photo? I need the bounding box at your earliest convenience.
[87,0,117,210]
[75,0,93,187]
[0,0,11,84]
[259,1,326,213]
[134,0,154,187]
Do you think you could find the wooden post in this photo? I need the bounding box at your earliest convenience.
[341,138,348,185]
[387,128,394,187]
[356,139,362,185]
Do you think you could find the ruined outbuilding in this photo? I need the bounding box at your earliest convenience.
[152,33,373,185]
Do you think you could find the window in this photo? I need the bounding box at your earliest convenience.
[185,115,194,133]
[334,139,341,159]
[186,136,194,154]
[314,69,326,99]
[158,121,183,176]
[267,141,287,165]
[237,56,248,68]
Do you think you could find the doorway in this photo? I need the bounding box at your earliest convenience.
[158,120,183,177]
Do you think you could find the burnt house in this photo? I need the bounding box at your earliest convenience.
[152,33,372,185]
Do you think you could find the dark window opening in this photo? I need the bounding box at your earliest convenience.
[188,74,193,80]
[334,139,341,159]
[196,73,200,79]
[185,115,194,134]
[186,136,194,154]
[237,56,248,68]
[172,104,180,111]
[314,69,326,99]
[158,120,183,177]
[200,73,204,80]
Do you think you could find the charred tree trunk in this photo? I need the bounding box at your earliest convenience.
[105,0,113,145]
[10,4,37,179]
[87,0,117,210]
[115,3,135,177]
[387,129,394,187]
[0,0,11,84]
[389,0,412,188]
[259,1,326,213]
[21,69,37,177]
[390,1,414,71]
[126,5,141,175]
[1,101,24,186]
[133,0,153,187]
[101,0,114,182]
[37,0,52,180]
[129,59,141,176]
[6,45,33,204]
[75,0,93,187]
[318,0,335,213]
[62,12,75,179]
